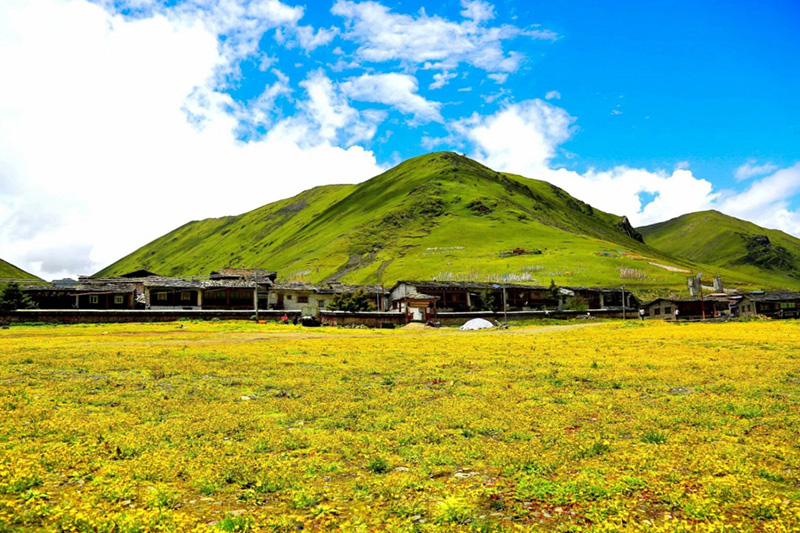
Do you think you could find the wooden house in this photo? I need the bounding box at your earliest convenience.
[389,281,559,313]
[737,291,800,319]
[267,282,385,316]
[644,296,732,320]
[210,268,276,309]
[22,285,80,309]
[143,278,203,309]
[200,279,257,310]
[23,282,136,310]
[563,287,639,310]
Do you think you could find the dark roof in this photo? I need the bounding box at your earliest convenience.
[201,279,258,289]
[144,277,204,289]
[741,291,800,302]
[119,270,160,278]
[394,280,549,291]
[271,282,384,295]
[22,283,136,294]
[566,286,638,294]
[210,269,277,283]
[642,296,732,306]
[398,292,439,300]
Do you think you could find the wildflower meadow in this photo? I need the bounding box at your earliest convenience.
[1,320,799,532]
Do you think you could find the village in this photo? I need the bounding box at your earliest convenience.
[6,268,800,326]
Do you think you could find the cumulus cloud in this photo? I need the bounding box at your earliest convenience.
[456,100,739,229]
[719,164,800,235]
[460,0,495,24]
[0,0,383,279]
[331,0,555,74]
[341,73,443,123]
[429,71,457,90]
[460,102,800,236]
[734,159,779,181]
[545,90,561,100]
[461,99,576,176]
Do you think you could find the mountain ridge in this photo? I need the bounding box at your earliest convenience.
[639,210,800,284]
[97,152,800,293]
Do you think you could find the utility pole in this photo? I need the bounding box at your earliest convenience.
[254,275,259,322]
[697,273,705,320]
[502,284,508,325]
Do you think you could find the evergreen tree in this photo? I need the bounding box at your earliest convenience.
[0,282,32,311]
[327,289,375,312]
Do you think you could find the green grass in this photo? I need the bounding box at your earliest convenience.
[96,153,800,293]
[0,258,40,282]
[640,210,800,287]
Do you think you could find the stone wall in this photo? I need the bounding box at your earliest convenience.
[0,309,300,325]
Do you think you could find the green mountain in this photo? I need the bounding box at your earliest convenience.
[97,153,797,293]
[0,258,40,281]
[640,210,800,285]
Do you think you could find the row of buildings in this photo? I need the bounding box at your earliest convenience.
[644,291,800,320]
[20,269,800,321]
[22,269,639,321]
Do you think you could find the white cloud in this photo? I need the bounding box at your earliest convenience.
[734,159,779,181]
[0,0,383,279]
[429,71,456,90]
[458,101,720,227]
[719,164,800,235]
[460,102,800,237]
[331,0,554,74]
[545,90,561,100]
[341,73,443,123]
[460,0,495,25]
[462,99,576,175]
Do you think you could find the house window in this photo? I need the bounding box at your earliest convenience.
[318,300,325,309]
[90,295,99,304]
[664,306,671,315]
[157,292,167,301]
[114,295,124,304]
[298,295,309,303]
[181,292,191,301]
[653,308,660,316]
[286,294,292,300]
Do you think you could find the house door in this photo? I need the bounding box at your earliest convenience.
[277,294,284,309]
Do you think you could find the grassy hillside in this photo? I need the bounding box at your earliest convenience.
[640,210,800,287]
[0,257,40,281]
[97,153,796,293]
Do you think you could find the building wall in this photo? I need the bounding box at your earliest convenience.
[77,293,133,310]
[267,290,326,316]
[202,289,255,310]
[147,288,200,308]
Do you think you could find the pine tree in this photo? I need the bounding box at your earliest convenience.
[0,282,32,311]
[327,289,374,312]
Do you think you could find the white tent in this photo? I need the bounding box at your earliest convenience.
[459,318,495,331]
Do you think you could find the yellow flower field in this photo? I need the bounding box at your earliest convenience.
[1,320,799,532]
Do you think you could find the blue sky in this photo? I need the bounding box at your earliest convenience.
[0,0,798,279]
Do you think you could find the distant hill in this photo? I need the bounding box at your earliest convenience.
[640,210,800,285]
[0,258,40,282]
[97,153,798,293]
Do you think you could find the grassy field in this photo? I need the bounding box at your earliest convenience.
[1,320,799,532]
